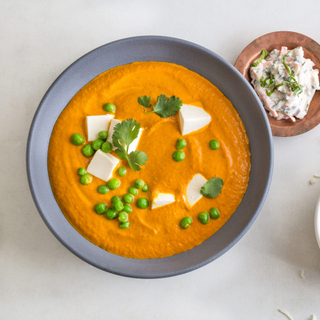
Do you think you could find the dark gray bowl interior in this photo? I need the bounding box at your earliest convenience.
[27,36,273,278]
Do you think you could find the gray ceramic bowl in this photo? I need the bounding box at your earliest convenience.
[27,36,273,278]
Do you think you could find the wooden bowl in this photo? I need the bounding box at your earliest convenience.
[235,31,320,137]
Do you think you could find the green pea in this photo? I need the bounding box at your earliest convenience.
[101,141,113,153]
[118,211,128,222]
[180,217,192,229]
[108,178,120,190]
[134,180,144,189]
[103,103,116,113]
[99,131,108,140]
[198,211,210,224]
[209,207,220,219]
[97,185,109,194]
[172,151,185,162]
[123,194,134,204]
[209,140,220,150]
[142,184,149,192]
[176,138,187,149]
[92,138,104,150]
[128,187,138,196]
[81,144,94,157]
[71,133,85,146]
[111,196,122,203]
[80,174,92,185]
[137,198,149,209]
[123,204,132,214]
[112,200,124,212]
[78,167,86,176]
[105,209,117,220]
[119,221,130,229]
[118,167,127,177]
[94,202,107,214]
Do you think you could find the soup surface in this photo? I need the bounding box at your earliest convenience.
[48,62,250,259]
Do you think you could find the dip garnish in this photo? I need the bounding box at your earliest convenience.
[138,94,182,118]
[200,177,224,198]
[251,49,269,67]
[112,119,148,172]
[281,55,304,96]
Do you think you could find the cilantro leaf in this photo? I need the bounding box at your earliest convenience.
[113,138,128,160]
[112,118,140,153]
[144,94,183,118]
[251,49,269,67]
[112,119,147,171]
[200,177,224,198]
[127,150,148,172]
[138,96,152,108]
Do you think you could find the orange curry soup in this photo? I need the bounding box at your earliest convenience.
[48,62,251,259]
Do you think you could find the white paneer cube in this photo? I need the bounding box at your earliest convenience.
[152,193,175,209]
[179,105,211,135]
[107,119,122,149]
[107,118,143,152]
[186,174,207,207]
[86,149,119,182]
[87,115,114,141]
[128,128,143,153]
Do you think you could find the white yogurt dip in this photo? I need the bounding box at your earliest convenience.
[250,46,320,121]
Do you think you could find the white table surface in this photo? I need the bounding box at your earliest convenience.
[2,0,320,319]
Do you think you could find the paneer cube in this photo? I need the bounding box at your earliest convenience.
[152,193,175,209]
[86,149,119,182]
[185,174,207,207]
[107,119,122,149]
[86,115,114,141]
[128,128,143,153]
[179,105,211,135]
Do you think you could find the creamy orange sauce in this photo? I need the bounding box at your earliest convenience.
[48,62,250,259]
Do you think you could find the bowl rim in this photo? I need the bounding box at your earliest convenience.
[26,35,274,278]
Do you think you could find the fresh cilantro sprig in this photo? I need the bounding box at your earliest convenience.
[138,94,183,118]
[112,119,148,172]
[138,96,152,108]
[251,49,269,67]
[200,177,224,198]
